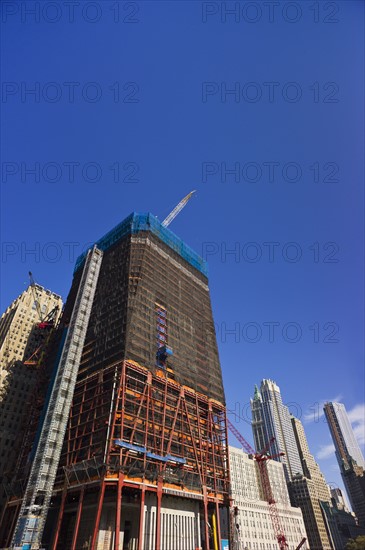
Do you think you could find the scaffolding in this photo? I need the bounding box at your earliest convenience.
[11,247,103,549]
[5,212,229,549]
[74,212,208,277]
[50,359,230,550]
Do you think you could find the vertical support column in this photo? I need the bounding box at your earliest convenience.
[215,502,222,548]
[51,489,67,550]
[137,486,146,550]
[203,492,210,550]
[70,487,85,550]
[91,481,106,550]
[4,503,21,548]
[114,474,124,550]
[155,481,163,550]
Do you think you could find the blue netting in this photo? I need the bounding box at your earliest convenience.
[74,213,208,277]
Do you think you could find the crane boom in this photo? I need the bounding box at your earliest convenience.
[29,271,43,322]
[295,538,307,550]
[161,190,196,227]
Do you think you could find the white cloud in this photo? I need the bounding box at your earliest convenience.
[303,394,343,424]
[317,443,336,460]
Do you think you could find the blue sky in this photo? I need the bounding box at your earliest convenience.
[1,1,364,498]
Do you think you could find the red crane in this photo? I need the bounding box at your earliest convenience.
[24,272,59,365]
[227,418,306,550]
[28,271,59,329]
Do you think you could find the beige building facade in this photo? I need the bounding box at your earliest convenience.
[0,284,62,384]
[0,285,62,500]
[229,445,308,550]
[289,416,333,550]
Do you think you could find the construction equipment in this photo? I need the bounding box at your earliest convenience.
[161,190,196,227]
[227,417,306,550]
[12,247,103,549]
[28,272,59,329]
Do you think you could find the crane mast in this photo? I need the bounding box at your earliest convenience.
[28,272,44,323]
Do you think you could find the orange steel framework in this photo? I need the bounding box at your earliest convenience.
[50,359,230,549]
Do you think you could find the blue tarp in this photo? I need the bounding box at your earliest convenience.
[74,213,208,277]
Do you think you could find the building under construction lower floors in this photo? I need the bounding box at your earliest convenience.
[1,359,230,549]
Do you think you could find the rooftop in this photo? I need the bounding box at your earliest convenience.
[74,212,208,277]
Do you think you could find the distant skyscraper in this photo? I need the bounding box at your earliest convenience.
[291,416,331,503]
[324,402,365,470]
[251,380,303,482]
[324,402,365,526]
[289,417,333,550]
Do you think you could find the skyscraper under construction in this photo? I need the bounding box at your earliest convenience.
[4,212,230,549]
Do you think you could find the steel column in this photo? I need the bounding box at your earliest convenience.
[137,486,146,550]
[114,474,124,550]
[155,481,163,550]
[203,495,210,550]
[4,502,21,548]
[70,487,84,550]
[215,502,222,547]
[90,481,106,550]
[51,489,67,550]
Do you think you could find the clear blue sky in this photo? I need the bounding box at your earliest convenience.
[1,1,364,498]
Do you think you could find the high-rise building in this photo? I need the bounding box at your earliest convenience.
[1,213,230,550]
[251,382,338,549]
[251,380,303,482]
[324,402,365,470]
[289,417,334,550]
[324,402,365,526]
[289,476,333,550]
[289,416,332,550]
[228,445,308,550]
[291,416,331,503]
[0,285,62,508]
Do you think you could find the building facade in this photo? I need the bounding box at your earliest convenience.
[324,402,365,526]
[0,285,62,510]
[289,475,333,550]
[0,284,62,388]
[289,416,335,549]
[229,445,308,550]
[291,416,331,503]
[251,380,303,482]
[1,213,230,549]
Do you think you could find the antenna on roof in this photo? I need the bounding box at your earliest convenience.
[161,190,196,228]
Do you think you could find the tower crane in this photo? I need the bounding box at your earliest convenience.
[227,417,307,550]
[28,272,59,329]
[28,271,43,323]
[24,272,59,366]
[161,190,196,227]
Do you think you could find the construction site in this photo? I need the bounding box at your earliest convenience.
[0,195,231,550]
[0,195,309,550]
